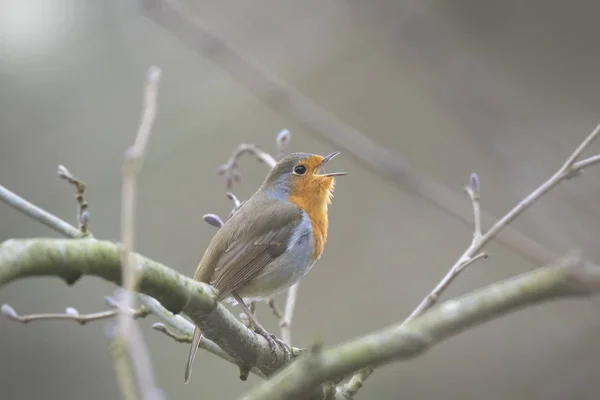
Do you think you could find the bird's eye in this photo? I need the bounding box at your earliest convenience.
[293,165,307,175]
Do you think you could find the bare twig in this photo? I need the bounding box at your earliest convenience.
[216,144,277,189]
[57,165,90,235]
[573,154,600,171]
[152,323,192,343]
[280,283,299,344]
[266,286,297,345]
[114,65,163,400]
[466,172,481,238]
[407,122,600,320]
[337,123,600,398]
[1,303,148,324]
[455,252,488,274]
[0,185,81,238]
[203,155,268,228]
[139,293,267,376]
[151,322,267,379]
[275,129,291,160]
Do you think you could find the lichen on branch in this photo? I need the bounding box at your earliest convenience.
[239,256,600,400]
[0,238,297,377]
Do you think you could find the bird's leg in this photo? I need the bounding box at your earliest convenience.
[233,293,291,362]
[242,301,256,331]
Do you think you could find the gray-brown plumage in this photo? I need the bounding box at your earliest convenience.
[194,193,303,300]
[184,152,345,383]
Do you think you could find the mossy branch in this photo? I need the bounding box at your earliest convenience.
[0,238,297,377]
[3,239,600,400]
[239,256,600,400]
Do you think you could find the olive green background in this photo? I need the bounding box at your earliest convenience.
[2,1,600,399]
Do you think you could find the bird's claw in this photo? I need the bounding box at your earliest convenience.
[254,326,291,362]
[272,334,292,362]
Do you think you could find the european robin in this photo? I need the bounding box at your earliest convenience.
[184,151,346,383]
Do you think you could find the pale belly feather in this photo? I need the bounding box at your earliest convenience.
[225,212,316,305]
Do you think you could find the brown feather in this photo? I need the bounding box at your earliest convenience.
[193,191,303,300]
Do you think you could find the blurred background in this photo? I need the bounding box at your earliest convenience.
[2,0,600,399]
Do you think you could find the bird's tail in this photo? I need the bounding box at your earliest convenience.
[184,327,203,384]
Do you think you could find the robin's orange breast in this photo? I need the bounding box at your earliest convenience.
[288,188,329,262]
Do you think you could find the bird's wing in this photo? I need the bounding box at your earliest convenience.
[209,199,304,299]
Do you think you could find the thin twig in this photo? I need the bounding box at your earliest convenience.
[465,172,481,238]
[152,323,192,343]
[216,144,277,189]
[150,322,267,379]
[455,252,488,274]
[407,122,600,320]
[266,290,296,344]
[561,123,600,168]
[573,154,600,171]
[337,122,600,398]
[139,294,268,377]
[280,282,298,344]
[275,129,291,160]
[0,185,81,238]
[0,303,148,324]
[114,65,163,400]
[57,165,90,235]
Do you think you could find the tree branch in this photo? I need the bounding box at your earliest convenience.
[0,185,81,238]
[1,37,597,398]
[1,118,599,399]
[135,293,265,379]
[0,180,274,378]
[335,122,600,398]
[407,120,600,321]
[0,237,300,377]
[0,127,301,383]
[0,301,148,324]
[239,256,600,400]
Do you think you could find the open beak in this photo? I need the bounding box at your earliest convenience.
[319,151,348,177]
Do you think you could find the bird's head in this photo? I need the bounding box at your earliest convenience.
[261,151,347,204]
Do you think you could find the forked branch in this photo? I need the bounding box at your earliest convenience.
[335,123,600,398]
[241,255,600,400]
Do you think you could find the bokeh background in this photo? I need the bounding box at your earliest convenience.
[2,1,600,399]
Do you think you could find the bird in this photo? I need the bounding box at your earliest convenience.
[184,151,347,383]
